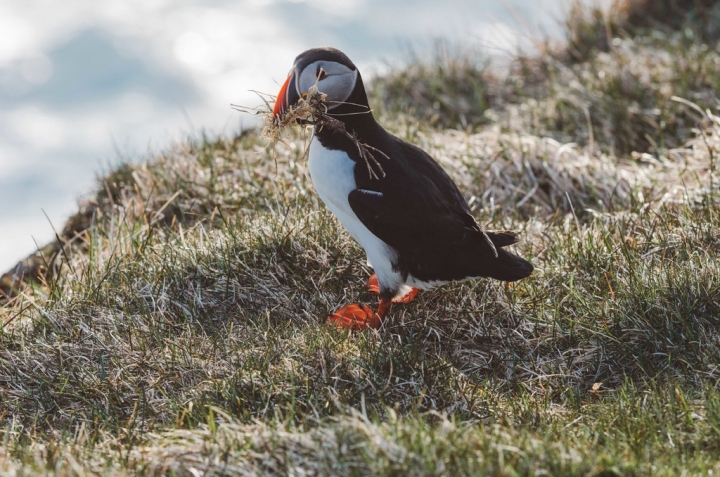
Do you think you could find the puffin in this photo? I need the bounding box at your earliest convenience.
[273,47,533,330]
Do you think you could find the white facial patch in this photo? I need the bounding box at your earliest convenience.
[296,60,358,109]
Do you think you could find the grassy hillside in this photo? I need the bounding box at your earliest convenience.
[2,1,720,475]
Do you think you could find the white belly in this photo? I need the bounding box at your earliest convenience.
[308,138,407,296]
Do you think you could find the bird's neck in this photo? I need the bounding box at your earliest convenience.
[314,73,379,146]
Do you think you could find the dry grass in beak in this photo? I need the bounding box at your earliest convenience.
[253,85,389,180]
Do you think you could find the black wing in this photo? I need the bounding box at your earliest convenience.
[348,137,486,253]
[347,188,481,253]
[348,135,532,282]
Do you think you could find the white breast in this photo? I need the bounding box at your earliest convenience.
[308,138,407,297]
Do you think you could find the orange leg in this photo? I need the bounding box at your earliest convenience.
[328,299,392,331]
[366,274,419,304]
[366,274,381,293]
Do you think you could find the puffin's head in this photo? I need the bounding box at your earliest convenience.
[273,47,361,122]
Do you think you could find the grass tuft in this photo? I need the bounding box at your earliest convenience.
[370,0,720,155]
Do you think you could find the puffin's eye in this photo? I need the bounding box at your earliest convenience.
[316,67,327,80]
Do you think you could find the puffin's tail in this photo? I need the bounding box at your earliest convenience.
[481,230,534,282]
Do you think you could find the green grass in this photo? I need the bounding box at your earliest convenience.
[2,1,720,475]
[5,385,720,475]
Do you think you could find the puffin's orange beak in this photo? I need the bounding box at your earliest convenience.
[273,71,297,123]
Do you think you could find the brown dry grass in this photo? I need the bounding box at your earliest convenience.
[1,110,719,474]
[371,0,720,155]
[2,1,720,474]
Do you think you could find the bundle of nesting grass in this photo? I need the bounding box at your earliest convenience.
[259,85,389,180]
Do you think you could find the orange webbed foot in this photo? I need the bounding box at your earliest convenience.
[366,274,419,304]
[328,303,380,331]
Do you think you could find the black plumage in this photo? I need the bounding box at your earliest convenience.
[297,49,533,292]
[275,47,533,327]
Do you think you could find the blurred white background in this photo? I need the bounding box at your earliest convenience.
[0,0,596,271]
